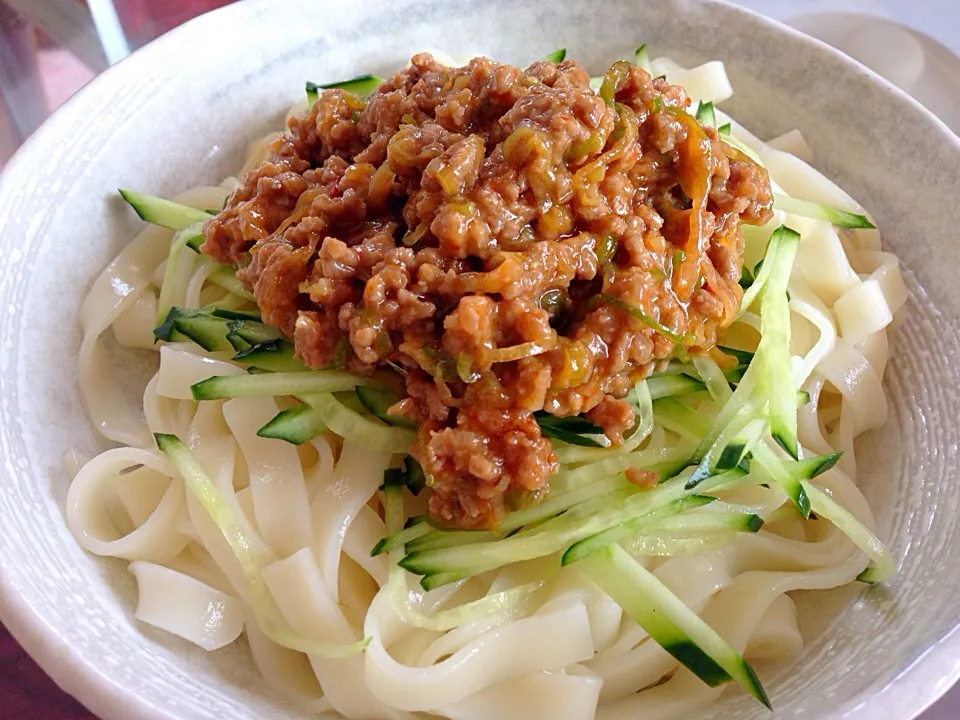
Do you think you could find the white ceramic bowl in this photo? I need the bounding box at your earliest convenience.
[1,0,959,718]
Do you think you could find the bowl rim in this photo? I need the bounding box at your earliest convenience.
[1,0,959,718]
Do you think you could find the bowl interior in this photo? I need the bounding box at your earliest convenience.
[1,0,959,718]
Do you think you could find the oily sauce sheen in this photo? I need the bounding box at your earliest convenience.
[201,54,773,530]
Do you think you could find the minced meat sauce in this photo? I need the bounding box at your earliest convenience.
[201,54,773,530]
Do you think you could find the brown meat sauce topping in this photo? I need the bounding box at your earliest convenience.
[202,54,773,530]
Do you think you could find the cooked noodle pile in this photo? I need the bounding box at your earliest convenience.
[67,51,906,719]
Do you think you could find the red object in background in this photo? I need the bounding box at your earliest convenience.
[0,623,92,720]
[114,0,236,49]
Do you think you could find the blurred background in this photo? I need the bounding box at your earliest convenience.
[0,0,957,169]
[0,0,957,718]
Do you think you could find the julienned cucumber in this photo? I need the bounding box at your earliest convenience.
[375,475,632,557]
[756,227,801,460]
[302,393,414,454]
[153,433,370,658]
[306,74,384,103]
[400,467,748,587]
[634,44,651,73]
[207,267,254,299]
[560,494,718,565]
[739,225,798,317]
[233,341,308,373]
[653,397,713,441]
[801,480,894,583]
[646,374,706,400]
[257,403,327,445]
[686,409,765,489]
[228,319,284,346]
[696,101,716,128]
[185,231,206,252]
[371,521,431,557]
[119,189,214,231]
[191,371,375,400]
[773,193,876,230]
[173,315,233,352]
[581,544,771,708]
[356,387,416,429]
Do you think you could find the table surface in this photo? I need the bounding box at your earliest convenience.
[1,1,958,718]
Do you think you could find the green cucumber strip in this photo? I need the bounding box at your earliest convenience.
[226,332,252,352]
[750,441,810,516]
[257,404,327,445]
[406,527,499,553]
[691,355,732,405]
[173,315,233,352]
[404,457,427,495]
[370,522,430,557]
[402,467,747,587]
[156,226,201,323]
[209,307,260,321]
[739,225,798,317]
[155,307,190,343]
[721,133,764,165]
[651,510,763,536]
[696,101,716,128]
[555,382,654,465]
[551,446,692,491]
[488,476,631,535]
[718,122,731,136]
[561,495,717,565]
[154,433,369,657]
[356,386,416,429]
[539,423,605,448]
[227,319,284,346]
[653,397,713,442]
[185,230,205,252]
[383,481,544,632]
[383,456,427,496]
[306,74,383,98]
[688,399,762,485]
[581,544,771,707]
[647,374,706,400]
[625,530,738,557]
[207,267,254,300]
[757,227,801,459]
[192,371,372,400]
[407,477,632,554]
[543,48,566,63]
[719,346,754,365]
[773,193,876,229]
[306,84,319,104]
[714,416,766,472]
[303,393,414,454]
[801,481,894,583]
[792,450,843,479]
[634,44,651,72]
[119,189,214,230]
[234,341,309,372]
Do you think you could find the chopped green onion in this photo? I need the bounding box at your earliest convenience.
[601,294,682,343]
[542,48,567,63]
